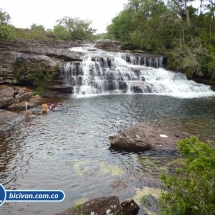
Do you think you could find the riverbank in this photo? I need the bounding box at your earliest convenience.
[0,84,69,130]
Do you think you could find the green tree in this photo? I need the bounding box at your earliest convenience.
[0,9,14,41]
[0,9,10,24]
[106,9,133,41]
[129,0,172,51]
[56,17,96,40]
[29,24,47,40]
[53,25,71,40]
[106,0,215,79]
[0,24,14,41]
[159,136,215,215]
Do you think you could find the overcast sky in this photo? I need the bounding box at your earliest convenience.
[1,0,128,33]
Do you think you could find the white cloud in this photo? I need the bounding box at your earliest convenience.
[1,0,128,33]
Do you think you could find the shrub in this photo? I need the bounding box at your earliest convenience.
[159,136,215,215]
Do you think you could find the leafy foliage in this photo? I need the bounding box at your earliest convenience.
[53,25,71,41]
[0,9,11,25]
[27,65,57,86]
[95,33,107,39]
[106,9,134,42]
[159,136,215,215]
[12,16,96,42]
[0,24,14,41]
[12,24,55,42]
[106,0,215,79]
[0,9,14,41]
[56,17,96,41]
[27,68,58,95]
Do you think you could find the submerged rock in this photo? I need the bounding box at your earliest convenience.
[55,196,139,215]
[109,122,183,152]
[0,109,20,127]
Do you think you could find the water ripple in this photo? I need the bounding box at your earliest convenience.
[0,95,215,214]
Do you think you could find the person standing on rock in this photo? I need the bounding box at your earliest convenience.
[25,99,31,115]
[42,102,48,114]
[13,88,19,105]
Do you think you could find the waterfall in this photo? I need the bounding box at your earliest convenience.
[60,45,215,98]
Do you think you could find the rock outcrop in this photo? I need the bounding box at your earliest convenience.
[193,78,215,91]
[0,85,32,108]
[94,39,121,52]
[0,39,84,84]
[109,122,190,152]
[55,196,139,215]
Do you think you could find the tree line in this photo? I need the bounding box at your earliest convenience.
[106,0,215,80]
[1,0,215,80]
[0,9,97,42]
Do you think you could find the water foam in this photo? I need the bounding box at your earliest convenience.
[65,45,215,99]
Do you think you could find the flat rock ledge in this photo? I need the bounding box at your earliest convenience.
[0,85,33,108]
[55,196,139,215]
[109,122,187,152]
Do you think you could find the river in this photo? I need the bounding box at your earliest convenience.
[1,93,215,214]
[1,44,215,214]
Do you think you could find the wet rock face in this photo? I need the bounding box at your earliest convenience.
[109,122,181,152]
[193,78,215,91]
[0,50,17,84]
[131,83,146,93]
[121,53,167,68]
[121,199,140,215]
[141,195,159,214]
[55,196,139,215]
[48,85,74,94]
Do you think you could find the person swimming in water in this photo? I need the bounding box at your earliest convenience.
[49,103,63,110]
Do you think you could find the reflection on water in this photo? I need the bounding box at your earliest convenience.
[0,95,215,214]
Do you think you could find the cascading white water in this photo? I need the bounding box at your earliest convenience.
[61,45,215,98]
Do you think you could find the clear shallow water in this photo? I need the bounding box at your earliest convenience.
[1,94,215,215]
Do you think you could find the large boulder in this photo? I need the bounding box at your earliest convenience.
[94,40,121,52]
[121,199,140,215]
[193,78,215,91]
[109,122,188,152]
[55,196,139,215]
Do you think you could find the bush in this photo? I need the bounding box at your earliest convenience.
[0,24,14,41]
[159,136,215,215]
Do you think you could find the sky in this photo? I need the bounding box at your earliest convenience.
[1,0,128,34]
